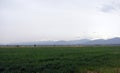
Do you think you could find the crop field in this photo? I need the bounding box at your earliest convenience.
[0,46,120,73]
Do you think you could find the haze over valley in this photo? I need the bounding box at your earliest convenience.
[0,0,120,44]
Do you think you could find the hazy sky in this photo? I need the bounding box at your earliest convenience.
[0,0,120,44]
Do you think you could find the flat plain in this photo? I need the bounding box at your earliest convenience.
[0,46,120,73]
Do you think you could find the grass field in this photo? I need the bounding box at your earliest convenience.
[0,46,120,73]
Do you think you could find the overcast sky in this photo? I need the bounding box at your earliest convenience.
[0,0,120,44]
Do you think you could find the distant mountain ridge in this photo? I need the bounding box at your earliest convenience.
[8,37,120,46]
[86,37,120,45]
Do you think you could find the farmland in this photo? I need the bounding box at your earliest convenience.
[0,46,120,73]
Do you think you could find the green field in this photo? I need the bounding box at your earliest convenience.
[0,46,120,73]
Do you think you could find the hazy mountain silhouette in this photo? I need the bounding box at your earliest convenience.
[8,37,120,45]
[86,37,120,45]
[9,39,91,45]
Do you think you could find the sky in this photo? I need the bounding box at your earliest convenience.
[0,0,120,44]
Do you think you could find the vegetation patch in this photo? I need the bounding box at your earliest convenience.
[0,46,120,73]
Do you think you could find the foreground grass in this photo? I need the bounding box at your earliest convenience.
[0,46,120,73]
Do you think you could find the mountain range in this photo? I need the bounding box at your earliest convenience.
[9,37,120,46]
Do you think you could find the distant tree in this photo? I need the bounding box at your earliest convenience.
[16,45,19,47]
[34,44,37,47]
